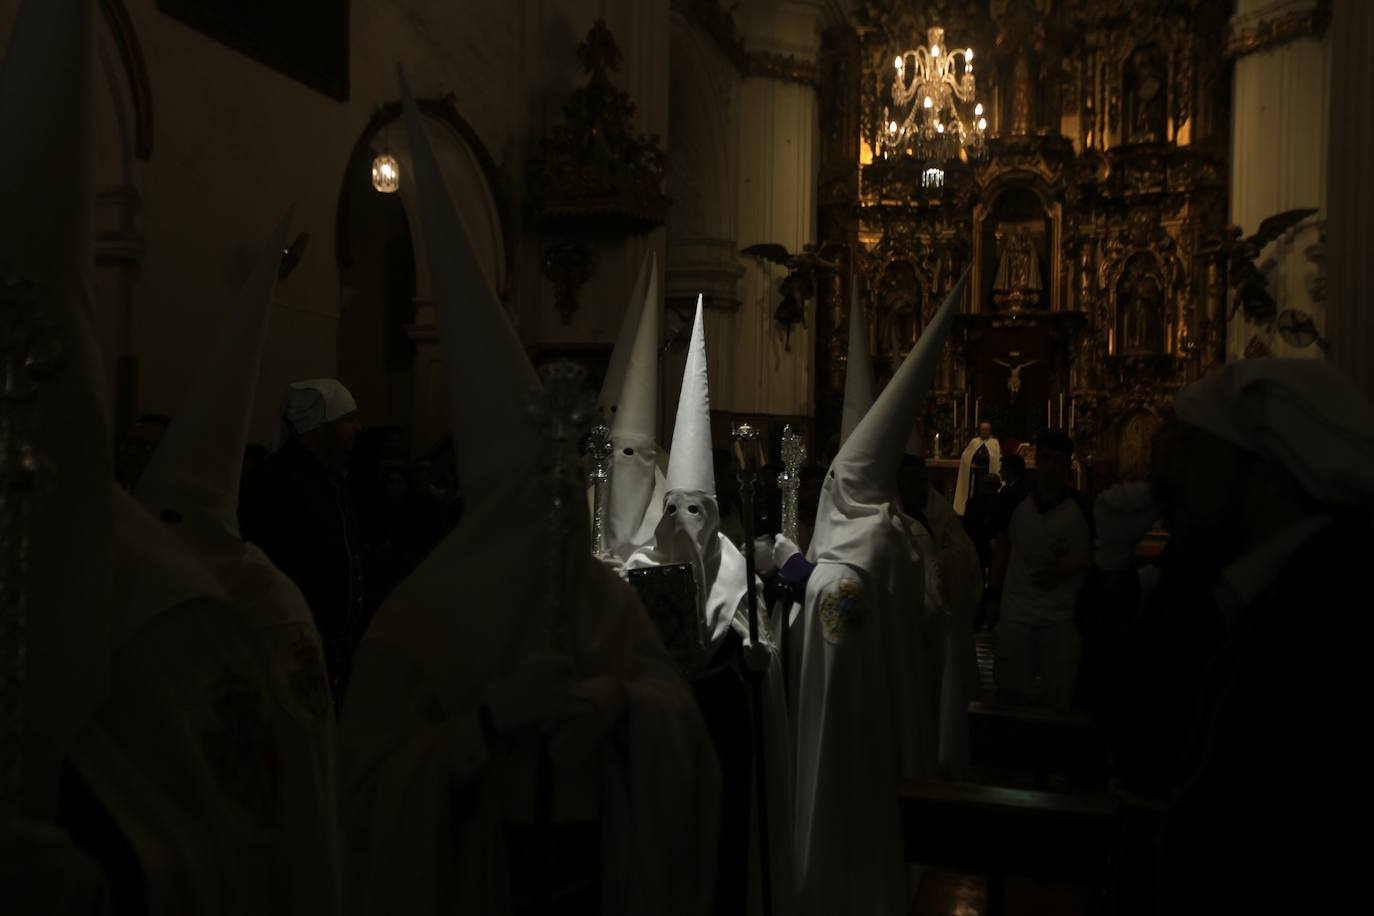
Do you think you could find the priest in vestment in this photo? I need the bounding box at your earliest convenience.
[339,70,720,916]
[792,272,968,914]
[953,421,1002,517]
[624,298,795,915]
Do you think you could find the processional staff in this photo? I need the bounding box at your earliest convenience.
[733,422,774,916]
[525,359,598,910]
[0,278,60,821]
[586,419,613,557]
[775,425,806,687]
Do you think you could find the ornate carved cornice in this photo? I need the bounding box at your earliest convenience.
[676,0,821,88]
[1225,0,1332,60]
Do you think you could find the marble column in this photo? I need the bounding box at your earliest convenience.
[1325,0,1374,402]
[1226,0,1330,362]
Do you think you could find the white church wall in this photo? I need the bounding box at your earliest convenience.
[1,0,672,449]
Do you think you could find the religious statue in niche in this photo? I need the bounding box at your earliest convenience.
[1117,410,1159,480]
[1124,45,1168,145]
[878,259,922,364]
[993,228,1043,311]
[1116,253,1165,355]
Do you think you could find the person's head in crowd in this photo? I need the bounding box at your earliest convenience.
[898,453,930,515]
[1152,358,1374,565]
[1001,453,1026,486]
[978,420,993,440]
[1034,430,1074,499]
[116,413,170,490]
[280,379,360,475]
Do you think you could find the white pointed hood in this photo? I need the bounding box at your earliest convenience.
[811,269,970,561]
[599,249,656,421]
[626,298,746,652]
[1,0,111,790]
[603,250,665,558]
[664,297,713,495]
[136,209,292,560]
[840,277,876,447]
[398,67,540,498]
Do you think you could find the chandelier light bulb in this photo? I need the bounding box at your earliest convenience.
[936,122,945,133]
[371,153,400,194]
[889,120,899,133]
[977,117,987,130]
[895,55,904,70]
[975,103,984,116]
[965,49,973,62]
[931,45,940,56]
[923,96,933,109]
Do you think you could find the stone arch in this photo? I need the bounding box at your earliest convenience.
[334,98,510,456]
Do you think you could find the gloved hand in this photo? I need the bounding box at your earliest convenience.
[771,534,801,570]
[482,652,593,737]
[548,675,627,768]
[753,535,779,576]
[1094,482,1162,571]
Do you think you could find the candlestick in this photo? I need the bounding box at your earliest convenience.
[1069,399,1076,431]
[1059,392,1065,429]
[974,397,980,428]
[1046,400,1051,429]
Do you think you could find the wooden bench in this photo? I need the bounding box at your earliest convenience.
[967,701,1109,791]
[901,778,1118,916]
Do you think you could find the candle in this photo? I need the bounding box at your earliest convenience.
[1069,398,1076,430]
[1059,392,1065,428]
[933,432,941,458]
[1046,400,1051,428]
[974,398,980,427]
[964,391,970,431]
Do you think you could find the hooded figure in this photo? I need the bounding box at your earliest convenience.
[339,68,719,916]
[135,211,341,914]
[596,250,667,562]
[793,270,969,915]
[4,3,290,911]
[624,299,795,914]
[240,375,365,702]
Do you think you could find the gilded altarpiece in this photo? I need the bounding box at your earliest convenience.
[814,0,1230,485]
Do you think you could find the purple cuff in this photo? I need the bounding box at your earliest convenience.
[777,554,816,594]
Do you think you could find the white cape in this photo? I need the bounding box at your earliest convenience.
[953,436,1002,516]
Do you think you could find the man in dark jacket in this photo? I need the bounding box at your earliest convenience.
[240,379,366,704]
[1096,359,1374,914]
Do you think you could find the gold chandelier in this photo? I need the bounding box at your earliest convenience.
[881,27,988,186]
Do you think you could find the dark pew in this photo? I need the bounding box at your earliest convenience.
[967,700,1109,791]
[901,778,1117,916]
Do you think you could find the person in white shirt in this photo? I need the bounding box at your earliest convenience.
[988,430,1093,709]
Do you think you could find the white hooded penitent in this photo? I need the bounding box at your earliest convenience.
[839,276,876,448]
[338,66,719,916]
[603,249,666,560]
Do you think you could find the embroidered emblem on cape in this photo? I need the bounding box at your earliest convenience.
[202,669,280,828]
[819,579,865,645]
[286,639,332,722]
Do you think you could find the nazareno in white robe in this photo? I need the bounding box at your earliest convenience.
[68,489,295,916]
[341,476,722,915]
[624,490,796,916]
[791,464,936,916]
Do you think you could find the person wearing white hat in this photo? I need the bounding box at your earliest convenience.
[240,377,365,703]
[135,210,342,915]
[339,69,719,916]
[595,249,667,564]
[1096,357,1374,914]
[2,2,296,911]
[792,270,968,914]
[624,297,795,915]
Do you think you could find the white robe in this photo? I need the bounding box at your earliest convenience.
[69,490,293,916]
[953,436,1003,516]
[792,470,935,915]
[623,491,796,915]
[341,480,721,915]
